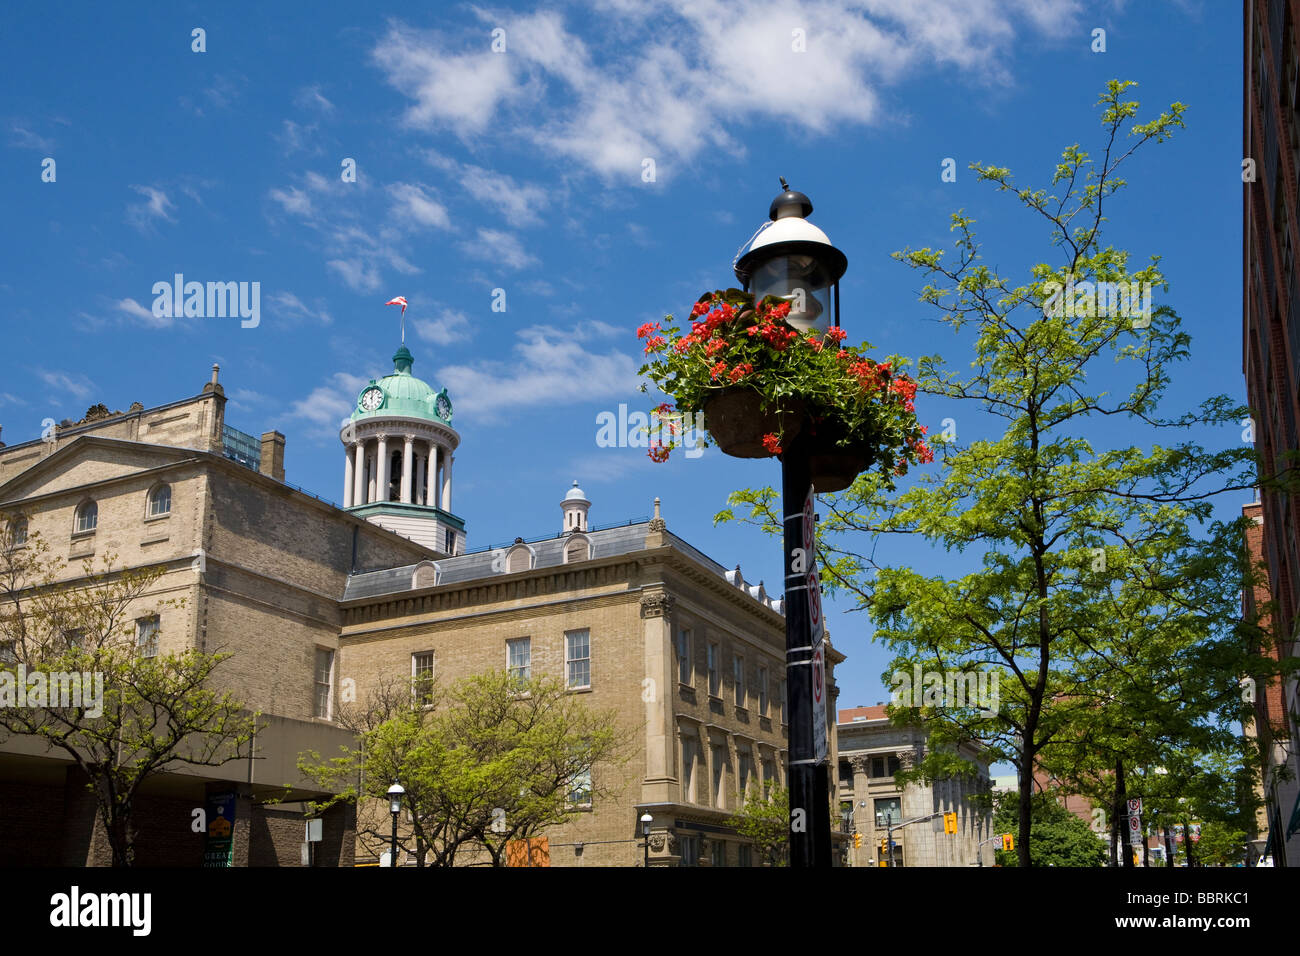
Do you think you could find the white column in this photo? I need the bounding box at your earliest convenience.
[442,450,453,512]
[352,441,365,506]
[415,451,424,505]
[366,445,376,503]
[401,436,414,503]
[376,435,389,503]
[344,445,355,508]
[434,444,444,509]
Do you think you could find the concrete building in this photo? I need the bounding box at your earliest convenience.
[835,705,993,867]
[1243,0,1300,866]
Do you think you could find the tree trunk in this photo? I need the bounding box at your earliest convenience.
[1164,825,1175,867]
[1115,758,1134,869]
[1109,782,1121,867]
[1017,761,1032,867]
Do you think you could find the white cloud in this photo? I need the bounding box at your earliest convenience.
[413,308,472,346]
[294,84,335,112]
[39,371,95,401]
[287,371,372,439]
[229,388,268,412]
[373,2,1082,179]
[126,185,176,232]
[425,150,549,227]
[115,297,170,328]
[459,227,537,270]
[276,119,321,155]
[327,258,383,293]
[387,182,451,229]
[435,323,639,422]
[269,186,314,217]
[9,124,53,151]
[268,291,333,324]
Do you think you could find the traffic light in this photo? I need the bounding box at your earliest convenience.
[1002,833,1014,851]
[943,811,958,834]
[853,833,862,849]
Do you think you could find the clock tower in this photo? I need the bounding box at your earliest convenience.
[340,345,465,556]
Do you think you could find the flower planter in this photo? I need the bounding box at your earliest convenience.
[808,424,873,492]
[702,388,805,459]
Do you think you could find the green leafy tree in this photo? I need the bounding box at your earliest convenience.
[726,784,789,866]
[299,670,629,866]
[0,515,260,866]
[992,789,1106,867]
[719,80,1263,866]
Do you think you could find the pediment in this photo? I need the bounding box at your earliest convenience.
[0,437,200,504]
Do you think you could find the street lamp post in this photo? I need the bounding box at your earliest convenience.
[387,781,404,868]
[640,812,653,868]
[734,180,847,868]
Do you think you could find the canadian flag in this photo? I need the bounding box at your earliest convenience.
[385,296,408,315]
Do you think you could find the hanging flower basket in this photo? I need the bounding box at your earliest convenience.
[702,388,806,459]
[637,289,933,484]
[808,422,874,492]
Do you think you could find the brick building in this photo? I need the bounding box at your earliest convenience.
[1243,0,1300,865]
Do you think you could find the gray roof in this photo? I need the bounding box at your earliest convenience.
[342,521,784,616]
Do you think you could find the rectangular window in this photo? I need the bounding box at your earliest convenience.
[779,679,787,723]
[567,766,592,806]
[676,628,691,685]
[738,843,753,867]
[762,759,775,792]
[506,637,531,682]
[871,755,901,779]
[136,616,159,658]
[711,840,726,867]
[682,736,697,803]
[712,743,727,809]
[0,641,15,664]
[708,643,720,696]
[314,648,334,718]
[679,834,699,867]
[733,654,744,706]
[875,797,901,827]
[445,529,455,554]
[738,752,752,798]
[412,651,435,705]
[566,629,591,689]
[758,665,768,715]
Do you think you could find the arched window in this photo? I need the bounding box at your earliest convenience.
[7,516,28,548]
[505,542,533,573]
[411,561,440,589]
[147,483,171,518]
[563,534,590,564]
[74,500,97,534]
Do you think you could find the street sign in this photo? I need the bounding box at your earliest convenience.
[811,641,827,763]
[1127,798,1142,816]
[1128,812,1142,845]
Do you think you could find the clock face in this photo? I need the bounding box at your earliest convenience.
[359,386,384,411]
[435,393,452,420]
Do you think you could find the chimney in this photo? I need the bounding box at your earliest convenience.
[259,430,286,482]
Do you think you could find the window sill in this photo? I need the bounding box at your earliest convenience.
[566,685,593,694]
[144,511,171,523]
[71,529,96,540]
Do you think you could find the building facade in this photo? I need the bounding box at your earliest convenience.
[1244,0,1300,866]
[835,705,993,867]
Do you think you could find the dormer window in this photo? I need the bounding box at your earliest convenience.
[74,500,97,535]
[563,533,590,564]
[411,560,440,589]
[505,540,533,573]
[147,483,171,518]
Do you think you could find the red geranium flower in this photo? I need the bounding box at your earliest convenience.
[761,433,783,455]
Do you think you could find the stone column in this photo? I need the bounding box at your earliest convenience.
[376,435,389,503]
[401,436,414,503]
[442,450,453,511]
[850,755,868,866]
[344,445,355,508]
[366,445,376,503]
[352,441,366,506]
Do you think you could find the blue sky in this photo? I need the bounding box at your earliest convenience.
[0,0,1245,713]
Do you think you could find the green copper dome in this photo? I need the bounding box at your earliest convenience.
[351,346,453,424]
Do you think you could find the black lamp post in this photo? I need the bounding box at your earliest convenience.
[387,781,404,868]
[734,179,847,868]
[640,812,653,868]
